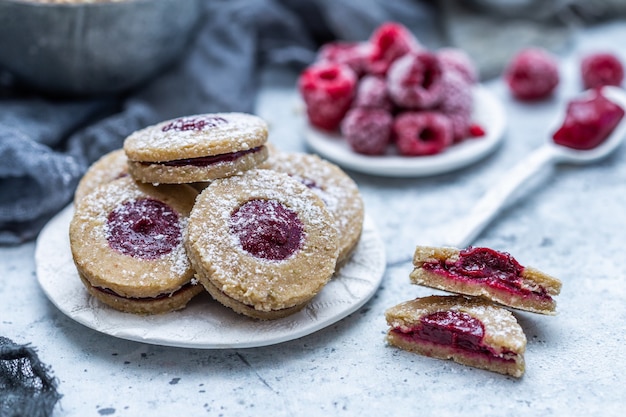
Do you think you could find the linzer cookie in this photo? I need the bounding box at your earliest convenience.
[410,246,562,315]
[385,295,527,377]
[124,112,269,184]
[74,149,128,205]
[69,176,202,314]
[261,151,364,266]
[185,169,339,320]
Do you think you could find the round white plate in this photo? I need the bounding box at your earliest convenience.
[304,85,506,177]
[35,205,386,349]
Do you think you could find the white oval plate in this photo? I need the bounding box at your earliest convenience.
[304,85,506,177]
[35,205,386,349]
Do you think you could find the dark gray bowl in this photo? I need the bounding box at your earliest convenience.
[0,0,203,95]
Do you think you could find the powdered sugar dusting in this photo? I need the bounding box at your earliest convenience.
[125,112,268,155]
[187,169,339,309]
[261,152,364,259]
[73,178,193,280]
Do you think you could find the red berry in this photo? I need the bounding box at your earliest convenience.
[438,47,478,84]
[387,51,444,109]
[341,108,393,155]
[505,48,559,100]
[317,41,371,76]
[552,88,625,150]
[438,71,473,142]
[581,52,624,89]
[298,62,357,131]
[353,75,393,110]
[469,123,486,137]
[366,22,421,76]
[393,111,453,156]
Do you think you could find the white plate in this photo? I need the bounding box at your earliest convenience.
[304,85,506,177]
[35,205,386,349]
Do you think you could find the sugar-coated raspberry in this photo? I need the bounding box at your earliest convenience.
[341,107,393,155]
[552,88,625,150]
[438,71,473,142]
[445,112,472,143]
[393,111,453,156]
[366,22,421,76]
[353,75,393,110]
[387,51,444,109]
[317,41,371,76]
[505,48,559,100]
[298,62,357,131]
[437,47,478,84]
[581,52,624,90]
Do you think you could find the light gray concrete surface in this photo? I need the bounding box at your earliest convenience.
[2,20,626,417]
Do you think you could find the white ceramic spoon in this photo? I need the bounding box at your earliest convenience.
[442,86,626,248]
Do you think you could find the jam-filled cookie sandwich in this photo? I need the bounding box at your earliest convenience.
[123,112,269,184]
[185,169,339,320]
[261,150,364,267]
[74,149,129,205]
[410,246,562,315]
[385,295,527,377]
[69,176,203,314]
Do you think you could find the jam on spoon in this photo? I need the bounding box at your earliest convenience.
[552,87,625,150]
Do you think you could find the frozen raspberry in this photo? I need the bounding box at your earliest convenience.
[437,47,478,84]
[446,112,472,143]
[298,62,357,131]
[317,41,371,76]
[353,75,393,110]
[393,111,453,156]
[581,52,624,89]
[552,88,625,150]
[505,48,559,100]
[366,22,421,76]
[341,107,393,155]
[387,51,444,109]
[438,71,473,142]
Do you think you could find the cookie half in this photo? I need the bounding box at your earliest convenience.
[70,176,202,314]
[74,149,129,205]
[124,112,269,184]
[410,246,562,315]
[185,169,339,320]
[385,295,527,377]
[261,151,364,266]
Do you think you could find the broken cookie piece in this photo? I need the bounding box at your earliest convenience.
[385,295,527,377]
[410,246,562,315]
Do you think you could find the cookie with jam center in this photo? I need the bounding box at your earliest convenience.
[385,295,527,377]
[74,148,129,205]
[124,112,269,184]
[260,150,364,267]
[70,176,202,314]
[185,169,339,320]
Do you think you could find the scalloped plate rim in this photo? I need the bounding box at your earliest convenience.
[35,205,386,349]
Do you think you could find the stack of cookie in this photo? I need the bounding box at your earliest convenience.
[385,245,562,377]
[70,113,364,320]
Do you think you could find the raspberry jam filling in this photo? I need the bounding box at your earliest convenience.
[423,247,549,299]
[161,115,228,132]
[94,282,194,301]
[145,146,262,168]
[552,89,625,150]
[230,199,304,261]
[106,198,181,259]
[392,310,515,361]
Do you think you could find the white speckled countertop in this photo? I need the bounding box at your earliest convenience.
[2,21,626,417]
